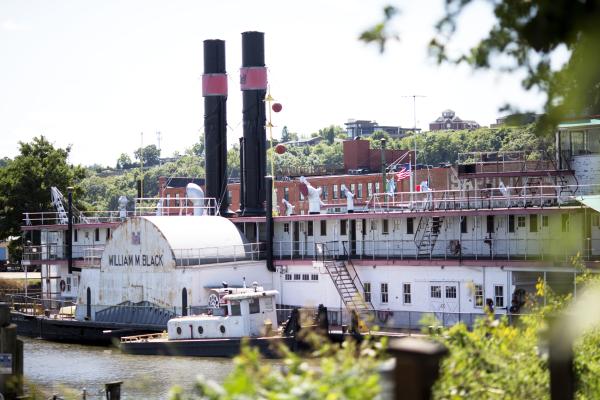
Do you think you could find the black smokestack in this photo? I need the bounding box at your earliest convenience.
[240,31,267,216]
[265,176,275,272]
[203,39,229,216]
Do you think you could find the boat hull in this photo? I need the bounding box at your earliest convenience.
[120,336,296,358]
[11,311,163,345]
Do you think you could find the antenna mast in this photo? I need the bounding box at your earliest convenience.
[402,94,425,192]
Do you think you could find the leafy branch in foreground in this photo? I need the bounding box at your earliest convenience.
[169,334,387,400]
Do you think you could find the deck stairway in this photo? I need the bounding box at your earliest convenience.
[320,243,373,314]
[414,216,444,256]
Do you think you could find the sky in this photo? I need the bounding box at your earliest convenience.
[0,0,548,167]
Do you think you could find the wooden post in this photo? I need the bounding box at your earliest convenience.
[388,337,448,400]
[0,303,23,399]
[105,381,123,400]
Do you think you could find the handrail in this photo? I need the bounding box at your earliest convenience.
[341,241,374,310]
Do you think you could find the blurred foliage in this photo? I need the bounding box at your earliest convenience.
[431,256,600,399]
[361,1,600,132]
[169,334,386,400]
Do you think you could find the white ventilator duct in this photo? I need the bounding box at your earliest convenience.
[340,184,354,212]
[186,183,205,216]
[118,195,128,219]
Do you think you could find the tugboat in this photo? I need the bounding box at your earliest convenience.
[119,284,294,358]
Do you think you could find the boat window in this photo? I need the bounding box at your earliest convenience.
[230,301,241,316]
[508,215,515,233]
[529,215,538,233]
[340,220,347,236]
[263,297,273,312]
[486,216,494,233]
[249,298,260,314]
[363,282,371,303]
[494,285,505,308]
[406,218,414,235]
[382,219,389,235]
[403,283,412,304]
[474,284,484,307]
[562,214,570,232]
[461,217,468,234]
[320,220,327,236]
[380,283,389,303]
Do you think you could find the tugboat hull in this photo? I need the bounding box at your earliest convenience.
[119,336,295,358]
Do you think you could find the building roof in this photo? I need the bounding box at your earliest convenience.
[558,118,600,129]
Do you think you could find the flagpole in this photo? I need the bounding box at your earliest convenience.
[409,152,414,207]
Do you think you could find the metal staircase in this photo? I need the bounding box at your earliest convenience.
[414,216,444,257]
[319,243,373,313]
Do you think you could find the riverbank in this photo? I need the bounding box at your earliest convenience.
[22,337,234,399]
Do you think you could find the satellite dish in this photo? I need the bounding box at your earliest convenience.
[186,183,205,216]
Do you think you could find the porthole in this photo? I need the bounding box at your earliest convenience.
[219,325,226,334]
[198,326,204,335]
[176,327,182,335]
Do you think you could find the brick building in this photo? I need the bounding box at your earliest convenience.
[429,109,480,131]
[344,119,417,139]
[343,139,413,172]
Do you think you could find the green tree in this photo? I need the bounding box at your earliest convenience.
[281,126,291,142]
[116,153,133,169]
[368,130,393,149]
[134,144,161,167]
[0,135,86,239]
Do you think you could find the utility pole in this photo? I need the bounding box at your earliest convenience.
[156,131,162,166]
[402,95,425,192]
[140,132,144,199]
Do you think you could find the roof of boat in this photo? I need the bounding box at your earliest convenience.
[141,215,248,251]
[222,290,279,301]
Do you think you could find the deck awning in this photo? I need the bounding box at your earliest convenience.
[575,195,600,213]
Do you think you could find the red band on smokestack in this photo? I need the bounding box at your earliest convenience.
[202,74,228,96]
[240,67,267,90]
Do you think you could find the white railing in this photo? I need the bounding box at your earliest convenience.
[366,184,600,212]
[134,197,218,217]
[273,238,600,262]
[22,197,220,226]
[172,242,265,266]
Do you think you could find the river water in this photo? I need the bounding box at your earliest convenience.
[22,337,234,399]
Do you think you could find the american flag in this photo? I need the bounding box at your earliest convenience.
[395,167,411,181]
